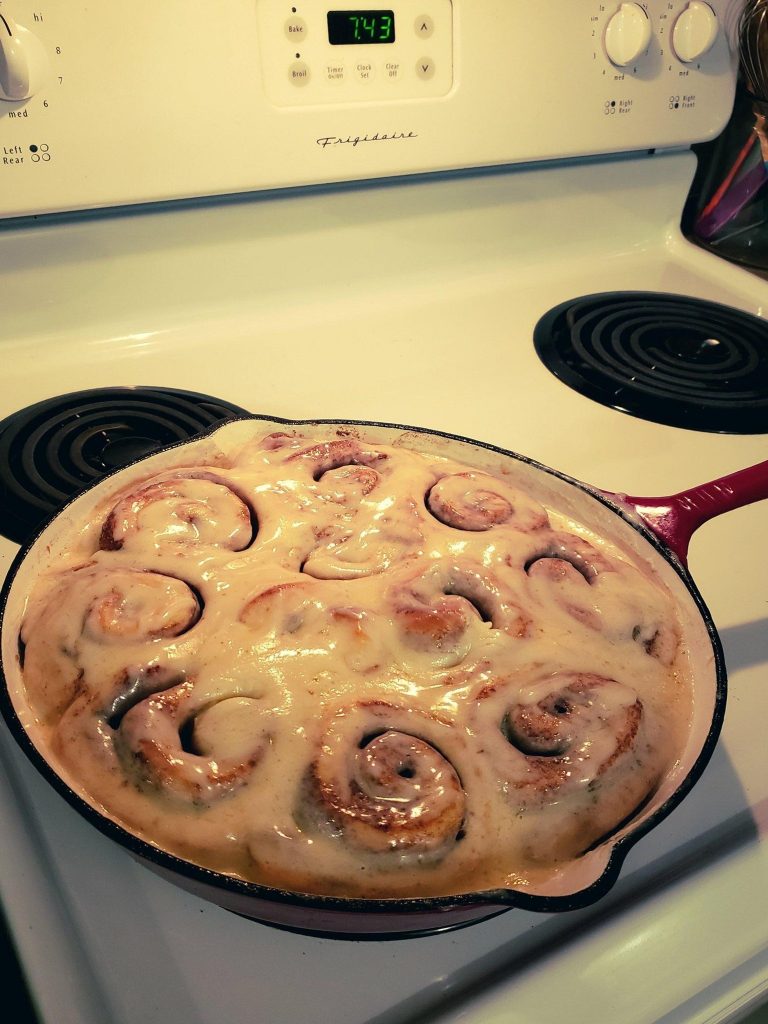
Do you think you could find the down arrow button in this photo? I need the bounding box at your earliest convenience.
[416,57,435,80]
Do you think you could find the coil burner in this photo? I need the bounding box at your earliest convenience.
[0,386,249,544]
[533,292,768,434]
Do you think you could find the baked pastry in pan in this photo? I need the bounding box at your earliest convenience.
[16,428,690,898]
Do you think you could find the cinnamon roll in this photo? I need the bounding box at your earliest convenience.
[15,426,691,898]
[20,567,201,722]
[303,702,466,862]
[388,561,528,669]
[471,672,662,860]
[301,495,424,580]
[522,532,616,630]
[427,471,549,532]
[287,437,388,483]
[522,531,680,663]
[116,680,270,803]
[100,472,254,551]
[239,580,321,636]
[239,579,388,672]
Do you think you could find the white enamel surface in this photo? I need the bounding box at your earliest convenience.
[1,151,768,1022]
[0,0,738,217]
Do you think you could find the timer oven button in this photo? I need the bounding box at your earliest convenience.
[671,2,718,63]
[603,3,652,68]
[325,63,345,84]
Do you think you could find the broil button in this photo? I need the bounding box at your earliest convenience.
[288,60,310,86]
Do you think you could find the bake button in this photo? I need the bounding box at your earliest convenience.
[355,61,375,81]
[288,61,311,86]
[415,57,435,80]
[384,61,401,81]
[284,16,307,41]
[414,15,435,38]
[326,64,346,83]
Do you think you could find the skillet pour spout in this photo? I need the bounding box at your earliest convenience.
[0,415,757,938]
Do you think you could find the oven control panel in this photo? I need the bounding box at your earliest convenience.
[0,0,740,217]
[255,1,453,105]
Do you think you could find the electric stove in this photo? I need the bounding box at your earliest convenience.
[2,2,768,1023]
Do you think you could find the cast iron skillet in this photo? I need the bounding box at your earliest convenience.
[1,415,766,939]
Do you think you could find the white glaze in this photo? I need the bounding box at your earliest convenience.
[14,430,691,898]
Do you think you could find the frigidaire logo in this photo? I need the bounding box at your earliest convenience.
[316,131,418,149]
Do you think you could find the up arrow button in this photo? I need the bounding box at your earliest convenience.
[414,14,434,38]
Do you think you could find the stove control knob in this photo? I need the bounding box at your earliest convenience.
[671,2,718,63]
[0,13,49,101]
[604,3,653,67]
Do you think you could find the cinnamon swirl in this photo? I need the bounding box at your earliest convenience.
[304,701,466,859]
[100,472,254,552]
[470,671,661,861]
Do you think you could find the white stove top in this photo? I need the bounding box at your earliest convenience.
[2,151,768,1024]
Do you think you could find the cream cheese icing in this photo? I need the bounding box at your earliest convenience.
[15,429,692,898]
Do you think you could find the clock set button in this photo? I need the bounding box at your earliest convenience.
[355,61,375,81]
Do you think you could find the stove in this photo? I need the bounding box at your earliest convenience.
[2,2,768,1023]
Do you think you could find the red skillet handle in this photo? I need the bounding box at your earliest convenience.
[613,459,768,565]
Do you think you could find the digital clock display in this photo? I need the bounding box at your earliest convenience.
[327,10,396,45]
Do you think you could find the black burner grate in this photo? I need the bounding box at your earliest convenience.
[0,387,250,544]
[534,292,768,433]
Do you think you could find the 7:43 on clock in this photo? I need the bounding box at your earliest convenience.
[327,11,396,44]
